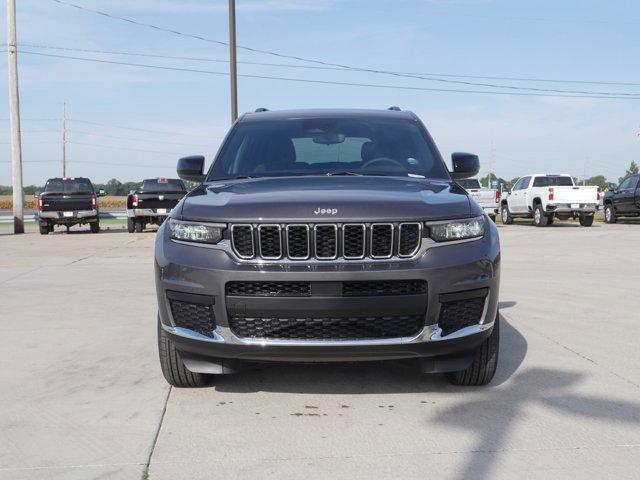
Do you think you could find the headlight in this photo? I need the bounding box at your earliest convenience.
[427,216,485,242]
[169,219,225,244]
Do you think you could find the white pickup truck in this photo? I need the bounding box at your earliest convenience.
[457,178,500,221]
[500,174,600,227]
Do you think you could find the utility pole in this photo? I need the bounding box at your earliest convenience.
[62,102,67,177]
[228,0,238,123]
[7,0,24,234]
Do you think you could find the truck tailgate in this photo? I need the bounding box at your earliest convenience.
[41,194,93,212]
[552,186,599,205]
[136,192,183,210]
[467,189,497,207]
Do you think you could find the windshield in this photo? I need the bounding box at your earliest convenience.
[43,178,94,194]
[141,178,186,192]
[457,179,481,189]
[533,176,574,187]
[207,117,449,180]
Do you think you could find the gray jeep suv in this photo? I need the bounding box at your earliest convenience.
[155,108,501,387]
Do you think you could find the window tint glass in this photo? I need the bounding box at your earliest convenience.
[619,177,632,190]
[208,118,448,180]
[457,179,481,189]
[141,179,185,192]
[44,178,94,194]
[533,176,574,187]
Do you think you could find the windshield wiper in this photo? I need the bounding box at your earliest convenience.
[325,171,363,176]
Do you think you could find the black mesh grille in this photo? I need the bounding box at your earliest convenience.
[343,280,427,297]
[229,315,424,340]
[343,224,365,258]
[287,225,309,259]
[259,226,281,258]
[371,224,393,257]
[399,224,421,256]
[315,225,337,258]
[232,226,254,258]
[438,297,485,336]
[226,281,311,297]
[169,300,216,337]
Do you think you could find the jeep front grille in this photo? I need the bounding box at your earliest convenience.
[229,222,423,261]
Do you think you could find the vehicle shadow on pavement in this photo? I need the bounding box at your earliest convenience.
[213,315,527,395]
[433,326,640,479]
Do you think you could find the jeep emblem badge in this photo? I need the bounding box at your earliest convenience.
[314,207,338,215]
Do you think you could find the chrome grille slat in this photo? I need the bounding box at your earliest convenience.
[258,224,282,259]
[370,223,394,259]
[314,224,338,259]
[230,223,421,261]
[286,224,310,260]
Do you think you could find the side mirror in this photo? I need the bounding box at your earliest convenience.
[98,189,106,197]
[33,191,41,198]
[450,152,480,180]
[177,155,206,183]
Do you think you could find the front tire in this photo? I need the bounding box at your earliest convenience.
[158,319,211,388]
[579,215,594,227]
[604,205,617,224]
[447,313,500,386]
[127,217,135,233]
[500,205,514,225]
[533,204,549,227]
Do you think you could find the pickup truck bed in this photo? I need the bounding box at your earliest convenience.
[126,178,187,232]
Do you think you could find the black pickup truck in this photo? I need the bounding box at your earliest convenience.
[603,174,640,223]
[36,177,103,234]
[126,178,187,233]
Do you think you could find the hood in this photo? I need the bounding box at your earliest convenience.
[179,176,473,222]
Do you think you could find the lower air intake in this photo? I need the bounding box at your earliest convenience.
[229,315,424,340]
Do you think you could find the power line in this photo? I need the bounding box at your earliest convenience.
[70,130,218,147]
[69,141,183,155]
[47,1,640,96]
[68,119,216,138]
[18,42,640,88]
[20,50,640,100]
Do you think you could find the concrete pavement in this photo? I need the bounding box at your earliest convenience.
[1,222,639,479]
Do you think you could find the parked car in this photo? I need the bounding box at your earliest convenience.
[457,178,500,221]
[126,178,187,233]
[155,108,501,388]
[36,177,104,234]
[603,174,640,223]
[500,174,599,227]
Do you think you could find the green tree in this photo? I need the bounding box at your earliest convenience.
[619,161,639,183]
[584,175,608,189]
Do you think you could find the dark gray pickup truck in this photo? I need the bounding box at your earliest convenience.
[126,178,187,233]
[155,108,501,388]
[36,177,103,234]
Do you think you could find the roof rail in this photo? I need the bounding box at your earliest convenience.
[388,106,401,111]
[254,107,269,112]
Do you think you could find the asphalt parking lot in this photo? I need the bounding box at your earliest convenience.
[1,222,639,480]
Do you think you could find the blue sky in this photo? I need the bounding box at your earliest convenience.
[1,0,639,185]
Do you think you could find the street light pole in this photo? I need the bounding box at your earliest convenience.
[7,0,24,234]
[228,0,238,123]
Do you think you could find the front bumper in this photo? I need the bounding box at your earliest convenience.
[155,220,500,364]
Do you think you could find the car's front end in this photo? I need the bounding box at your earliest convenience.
[154,109,501,387]
[155,179,499,375]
